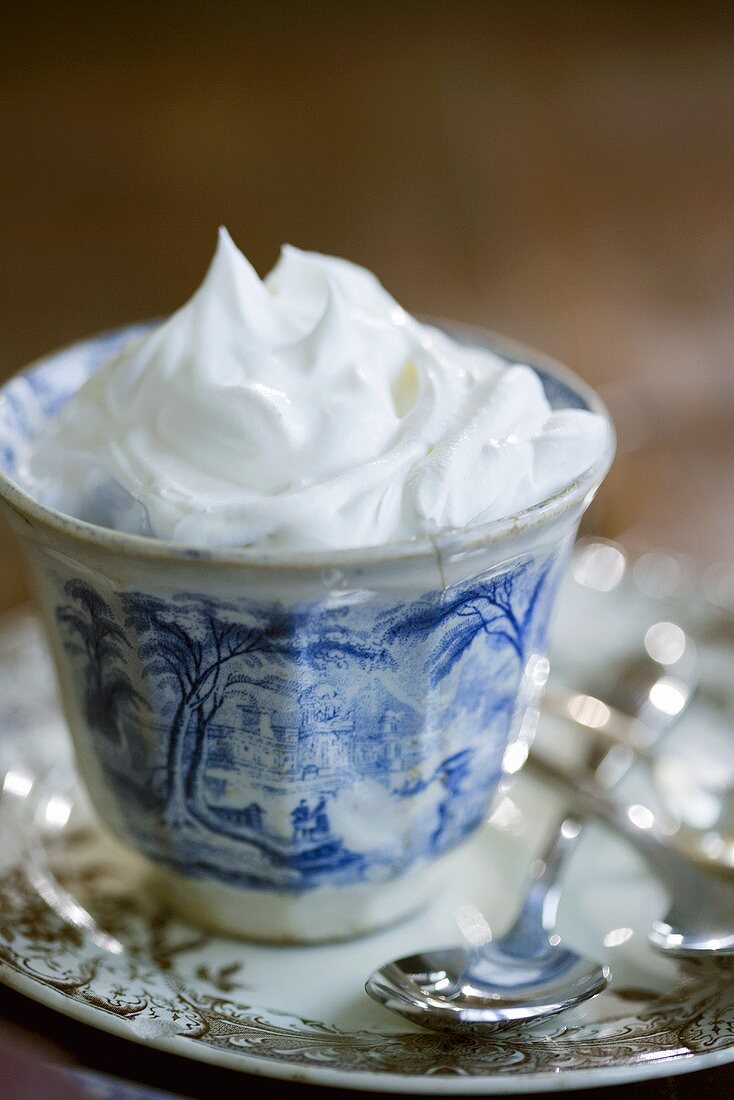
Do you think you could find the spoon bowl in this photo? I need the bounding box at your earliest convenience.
[367,942,610,1035]
[367,817,610,1033]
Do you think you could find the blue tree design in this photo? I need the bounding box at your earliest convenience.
[183,601,393,846]
[123,594,283,828]
[286,604,394,675]
[123,591,396,854]
[48,548,569,891]
[383,555,558,686]
[56,580,142,742]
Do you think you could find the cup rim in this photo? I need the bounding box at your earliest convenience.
[0,319,615,571]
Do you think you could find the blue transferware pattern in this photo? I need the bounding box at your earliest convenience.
[52,548,567,893]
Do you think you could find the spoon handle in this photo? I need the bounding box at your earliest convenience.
[527,750,734,956]
[526,750,698,884]
[500,816,583,952]
[544,684,658,759]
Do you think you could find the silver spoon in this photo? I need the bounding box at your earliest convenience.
[545,615,734,871]
[548,617,699,785]
[544,689,734,871]
[561,542,698,743]
[545,613,699,830]
[366,818,610,1033]
[526,752,734,957]
[603,619,699,736]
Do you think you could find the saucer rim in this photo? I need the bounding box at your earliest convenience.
[1,958,733,1094]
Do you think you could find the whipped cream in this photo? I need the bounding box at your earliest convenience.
[28,230,609,550]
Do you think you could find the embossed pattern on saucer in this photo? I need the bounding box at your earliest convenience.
[0,567,733,1094]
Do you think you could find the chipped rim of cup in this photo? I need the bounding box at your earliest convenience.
[0,320,616,571]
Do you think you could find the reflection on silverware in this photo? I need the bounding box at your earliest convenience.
[526,752,734,957]
[600,620,699,736]
[366,817,609,1033]
[559,540,700,791]
[545,684,734,871]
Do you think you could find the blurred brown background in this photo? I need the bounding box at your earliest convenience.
[2,0,734,612]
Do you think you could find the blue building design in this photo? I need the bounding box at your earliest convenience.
[52,543,567,893]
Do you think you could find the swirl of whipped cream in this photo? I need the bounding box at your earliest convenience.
[28,229,609,550]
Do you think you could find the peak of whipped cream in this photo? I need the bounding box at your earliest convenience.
[28,229,609,550]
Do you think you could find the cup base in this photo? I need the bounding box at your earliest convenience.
[149,849,465,943]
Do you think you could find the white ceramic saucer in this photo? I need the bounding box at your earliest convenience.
[0,545,733,1094]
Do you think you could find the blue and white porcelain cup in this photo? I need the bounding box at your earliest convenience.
[0,323,613,941]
